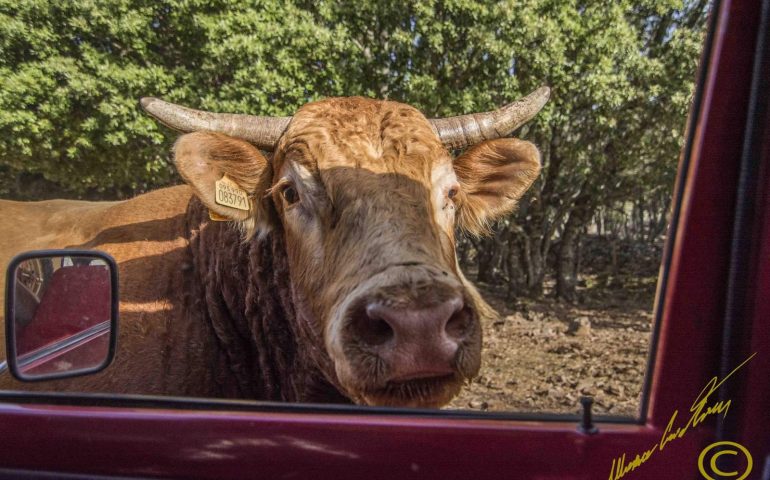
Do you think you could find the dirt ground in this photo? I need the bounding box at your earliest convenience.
[447,274,656,417]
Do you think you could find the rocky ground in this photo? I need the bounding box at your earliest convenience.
[447,273,657,418]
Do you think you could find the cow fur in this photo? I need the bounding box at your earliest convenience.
[187,198,350,402]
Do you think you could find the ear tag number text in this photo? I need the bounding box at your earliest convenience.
[215,175,250,211]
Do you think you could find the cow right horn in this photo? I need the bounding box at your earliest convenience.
[429,86,550,150]
[139,98,291,151]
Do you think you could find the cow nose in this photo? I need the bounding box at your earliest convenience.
[353,295,473,380]
[365,296,468,342]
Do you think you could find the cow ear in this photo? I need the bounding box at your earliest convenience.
[453,138,541,236]
[173,131,273,236]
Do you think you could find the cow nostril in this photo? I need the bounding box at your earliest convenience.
[445,305,473,339]
[367,318,394,345]
[349,307,395,346]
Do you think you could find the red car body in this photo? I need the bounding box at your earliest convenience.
[1,0,769,478]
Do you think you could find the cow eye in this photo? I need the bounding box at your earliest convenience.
[281,185,299,205]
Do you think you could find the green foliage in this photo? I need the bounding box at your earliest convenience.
[0,0,357,197]
[0,0,707,211]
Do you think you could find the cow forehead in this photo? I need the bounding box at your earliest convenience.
[277,97,450,180]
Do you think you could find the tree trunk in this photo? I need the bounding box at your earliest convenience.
[556,219,581,302]
[556,190,595,302]
[476,235,500,283]
[523,232,546,297]
[505,239,526,300]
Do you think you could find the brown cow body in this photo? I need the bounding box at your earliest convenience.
[0,93,546,407]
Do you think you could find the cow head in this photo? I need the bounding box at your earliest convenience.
[141,87,548,408]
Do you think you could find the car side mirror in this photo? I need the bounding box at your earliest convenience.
[4,250,119,381]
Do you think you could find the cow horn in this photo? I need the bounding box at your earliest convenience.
[429,86,550,149]
[139,97,291,151]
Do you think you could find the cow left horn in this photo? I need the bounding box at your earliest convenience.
[429,86,550,149]
[139,97,291,151]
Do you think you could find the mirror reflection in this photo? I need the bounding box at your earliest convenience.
[13,256,112,379]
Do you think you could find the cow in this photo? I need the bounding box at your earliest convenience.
[0,87,549,408]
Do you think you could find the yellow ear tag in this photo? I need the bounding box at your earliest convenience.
[214,175,250,211]
[208,209,229,222]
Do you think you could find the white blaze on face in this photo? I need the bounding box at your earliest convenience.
[431,160,460,232]
[292,162,317,188]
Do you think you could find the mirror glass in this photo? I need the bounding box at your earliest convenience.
[11,255,113,379]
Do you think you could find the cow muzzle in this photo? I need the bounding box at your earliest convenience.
[326,264,482,408]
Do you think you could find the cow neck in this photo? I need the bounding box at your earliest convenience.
[185,198,348,404]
